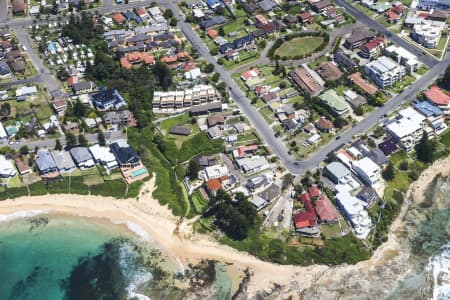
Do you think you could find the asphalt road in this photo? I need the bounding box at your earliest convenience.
[334,0,438,67]
[0,0,8,23]
[13,27,63,98]
[167,1,450,175]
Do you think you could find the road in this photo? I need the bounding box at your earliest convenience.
[0,0,8,23]
[334,0,438,67]
[13,27,63,98]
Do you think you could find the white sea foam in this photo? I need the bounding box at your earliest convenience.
[426,243,450,300]
[0,210,50,223]
[112,220,153,242]
[118,242,153,300]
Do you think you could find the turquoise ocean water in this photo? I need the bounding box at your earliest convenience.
[0,213,236,300]
[0,214,138,300]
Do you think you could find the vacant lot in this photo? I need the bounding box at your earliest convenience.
[275,37,324,58]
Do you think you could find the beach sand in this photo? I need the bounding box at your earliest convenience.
[1,156,449,297]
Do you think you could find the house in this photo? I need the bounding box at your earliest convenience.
[52,99,68,116]
[14,156,32,175]
[424,86,450,120]
[35,149,58,177]
[315,116,334,132]
[352,157,381,186]
[357,186,378,208]
[344,90,367,108]
[120,52,155,69]
[385,107,425,151]
[197,155,217,169]
[72,81,97,95]
[412,20,445,48]
[236,156,269,173]
[69,147,95,170]
[51,150,76,173]
[89,144,118,171]
[16,86,37,98]
[360,37,386,59]
[103,110,132,126]
[170,125,193,136]
[110,140,141,168]
[315,61,342,81]
[255,14,268,25]
[12,0,26,15]
[205,177,223,196]
[207,126,222,139]
[417,0,450,10]
[91,89,127,110]
[348,72,379,95]
[113,13,126,24]
[241,69,260,82]
[294,193,321,236]
[258,0,278,12]
[344,28,375,50]
[206,0,222,9]
[207,29,218,39]
[200,16,227,30]
[246,175,269,191]
[284,14,298,25]
[325,161,352,184]
[233,144,258,159]
[319,89,350,116]
[315,194,339,224]
[311,0,333,12]
[378,138,399,156]
[289,67,324,97]
[261,92,278,103]
[207,114,225,127]
[0,61,11,79]
[335,191,372,239]
[308,185,321,198]
[242,3,257,14]
[428,10,449,22]
[334,49,358,72]
[67,76,78,87]
[0,155,17,178]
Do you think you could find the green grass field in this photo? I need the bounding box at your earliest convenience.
[274,37,324,58]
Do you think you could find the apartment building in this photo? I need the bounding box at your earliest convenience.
[364,56,405,89]
[289,67,324,97]
[351,157,381,187]
[384,45,422,73]
[412,20,446,48]
[417,0,450,10]
[152,85,220,110]
[385,107,426,151]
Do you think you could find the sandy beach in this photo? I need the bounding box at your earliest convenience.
[1,155,449,297]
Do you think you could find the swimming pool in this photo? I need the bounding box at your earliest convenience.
[131,167,148,178]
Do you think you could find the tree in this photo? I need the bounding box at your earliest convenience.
[204,63,215,73]
[19,145,29,156]
[218,27,225,36]
[153,62,173,91]
[163,8,173,19]
[97,132,106,146]
[354,106,364,116]
[211,72,220,82]
[399,161,409,171]
[439,64,450,90]
[66,132,77,149]
[382,162,395,181]
[0,103,11,120]
[170,18,177,27]
[333,117,347,129]
[73,99,87,118]
[415,132,434,163]
[78,134,88,147]
[54,138,62,150]
[57,67,69,80]
[186,159,200,179]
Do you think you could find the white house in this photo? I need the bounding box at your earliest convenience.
[335,191,372,239]
[89,144,118,172]
[201,164,230,180]
[0,155,17,178]
[352,157,381,186]
[16,86,38,98]
[0,122,7,141]
[235,156,270,174]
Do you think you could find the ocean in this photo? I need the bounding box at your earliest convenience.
[0,212,235,300]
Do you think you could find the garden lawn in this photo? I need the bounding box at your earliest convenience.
[274,37,324,58]
[441,130,450,147]
[159,112,191,136]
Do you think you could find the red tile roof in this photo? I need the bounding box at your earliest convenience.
[315,194,339,222]
[67,76,78,86]
[241,68,259,81]
[207,29,218,39]
[308,185,320,198]
[424,86,450,106]
[206,178,222,193]
[316,117,334,130]
[255,14,268,24]
[113,13,126,24]
[135,8,147,17]
[294,211,317,228]
[237,144,258,157]
[386,10,400,22]
[348,72,379,95]
[392,3,404,14]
